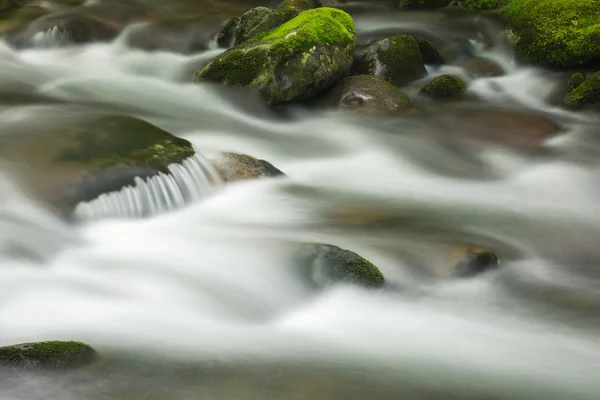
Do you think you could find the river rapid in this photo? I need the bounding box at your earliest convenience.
[1,1,600,399]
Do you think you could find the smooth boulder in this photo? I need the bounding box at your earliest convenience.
[419,74,467,97]
[195,7,357,104]
[295,243,385,288]
[0,341,97,370]
[355,35,427,87]
[212,153,284,182]
[460,56,505,78]
[321,74,415,115]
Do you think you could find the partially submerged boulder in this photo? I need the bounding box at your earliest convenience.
[0,341,97,370]
[504,0,600,68]
[460,56,505,78]
[452,245,500,277]
[195,7,357,104]
[355,35,427,87]
[211,153,284,182]
[419,74,467,97]
[321,74,415,115]
[0,111,196,215]
[295,243,385,288]
[416,37,445,66]
[563,71,600,108]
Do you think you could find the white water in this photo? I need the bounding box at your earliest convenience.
[1,9,600,400]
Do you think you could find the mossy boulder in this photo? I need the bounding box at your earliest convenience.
[504,0,600,68]
[281,0,322,10]
[563,71,600,108]
[460,56,505,78]
[195,8,356,104]
[0,341,97,370]
[546,72,586,105]
[451,245,500,277]
[211,153,284,182]
[295,243,385,288]
[0,112,196,215]
[355,35,427,87]
[419,74,467,97]
[227,7,299,47]
[321,74,415,115]
[398,0,453,9]
[463,0,507,10]
[416,37,445,66]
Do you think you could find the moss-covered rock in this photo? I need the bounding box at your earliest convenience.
[321,74,415,115]
[0,112,196,215]
[463,0,507,10]
[212,153,284,182]
[504,0,600,68]
[563,71,600,108]
[195,7,356,104]
[229,7,299,47]
[416,37,445,66]
[398,0,453,9]
[355,35,427,87]
[216,16,240,48]
[460,56,505,78]
[281,0,322,11]
[568,72,586,90]
[546,72,586,106]
[452,245,500,277]
[419,74,467,97]
[0,341,97,370]
[295,243,385,288]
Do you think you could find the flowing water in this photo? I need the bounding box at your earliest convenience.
[1,2,600,399]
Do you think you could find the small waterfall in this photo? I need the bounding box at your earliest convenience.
[73,153,222,221]
[29,27,73,48]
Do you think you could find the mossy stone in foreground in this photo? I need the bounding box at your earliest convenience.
[195,7,356,104]
[0,341,97,369]
[419,74,467,97]
[321,74,414,115]
[504,0,600,68]
[564,71,600,108]
[296,244,385,288]
[355,35,427,87]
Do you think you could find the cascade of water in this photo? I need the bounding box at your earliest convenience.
[29,27,73,48]
[73,153,222,221]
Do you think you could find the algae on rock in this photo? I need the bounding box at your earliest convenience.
[195,7,357,104]
[295,243,385,288]
[419,74,467,97]
[0,341,97,369]
[355,35,427,87]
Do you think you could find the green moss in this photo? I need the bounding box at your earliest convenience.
[568,72,585,90]
[258,7,355,58]
[195,8,356,104]
[564,71,600,108]
[0,341,97,369]
[504,0,600,68]
[297,244,385,288]
[55,115,195,174]
[419,74,467,97]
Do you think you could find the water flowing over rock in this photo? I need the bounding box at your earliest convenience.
[0,341,97,370]
[194,7,357,104]
[419,74,467,97]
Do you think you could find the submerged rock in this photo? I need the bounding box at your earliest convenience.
[321,74,415,115]
[195,7,356,104]
[355,35,427,87]
[295,243,385,288]
[211,153,284,182]
[419,74,466,97]
[503,0,600,68]
[452,245,500,277]
[460,56,505,78]
[563,71,600,109]
[0,341,97,370]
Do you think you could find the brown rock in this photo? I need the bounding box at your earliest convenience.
[212,153,284,182]
[460,56,505,78]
